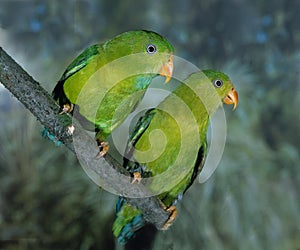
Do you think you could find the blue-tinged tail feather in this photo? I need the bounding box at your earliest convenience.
[113,197,146,245]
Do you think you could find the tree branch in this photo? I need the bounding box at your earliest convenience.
[0,47,170,230]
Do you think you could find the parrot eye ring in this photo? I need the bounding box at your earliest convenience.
[213,79,223,88]
[146,44,157,54]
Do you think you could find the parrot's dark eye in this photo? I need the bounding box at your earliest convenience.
[213,79,223,88]
[146,44,157,54]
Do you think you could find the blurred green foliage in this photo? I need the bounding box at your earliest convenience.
[0,0,299,249]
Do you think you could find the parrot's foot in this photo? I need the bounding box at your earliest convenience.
[162,205,178,230]
[131,172,142,184]
[59,103,74,114]
[96,141,109,158]
[67,125,75,135]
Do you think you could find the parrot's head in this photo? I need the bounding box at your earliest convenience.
[202,69,238,110]
[107,30,174,83]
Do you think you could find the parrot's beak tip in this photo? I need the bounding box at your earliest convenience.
[224,87,238,110]
[159,55,174,84]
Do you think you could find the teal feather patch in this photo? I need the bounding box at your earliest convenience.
[41,128,63,147]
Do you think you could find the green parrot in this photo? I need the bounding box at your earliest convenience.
[52,30,174,156]
[113,69,238,244]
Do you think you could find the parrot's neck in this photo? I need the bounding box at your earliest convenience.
[174,82,221,142]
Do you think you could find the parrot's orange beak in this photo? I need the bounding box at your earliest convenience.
[224,87,238,110]
[159,55,174,83]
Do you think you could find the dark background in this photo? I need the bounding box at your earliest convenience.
[0,0,299,249]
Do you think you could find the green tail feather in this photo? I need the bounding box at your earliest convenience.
[113,197,146,245]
